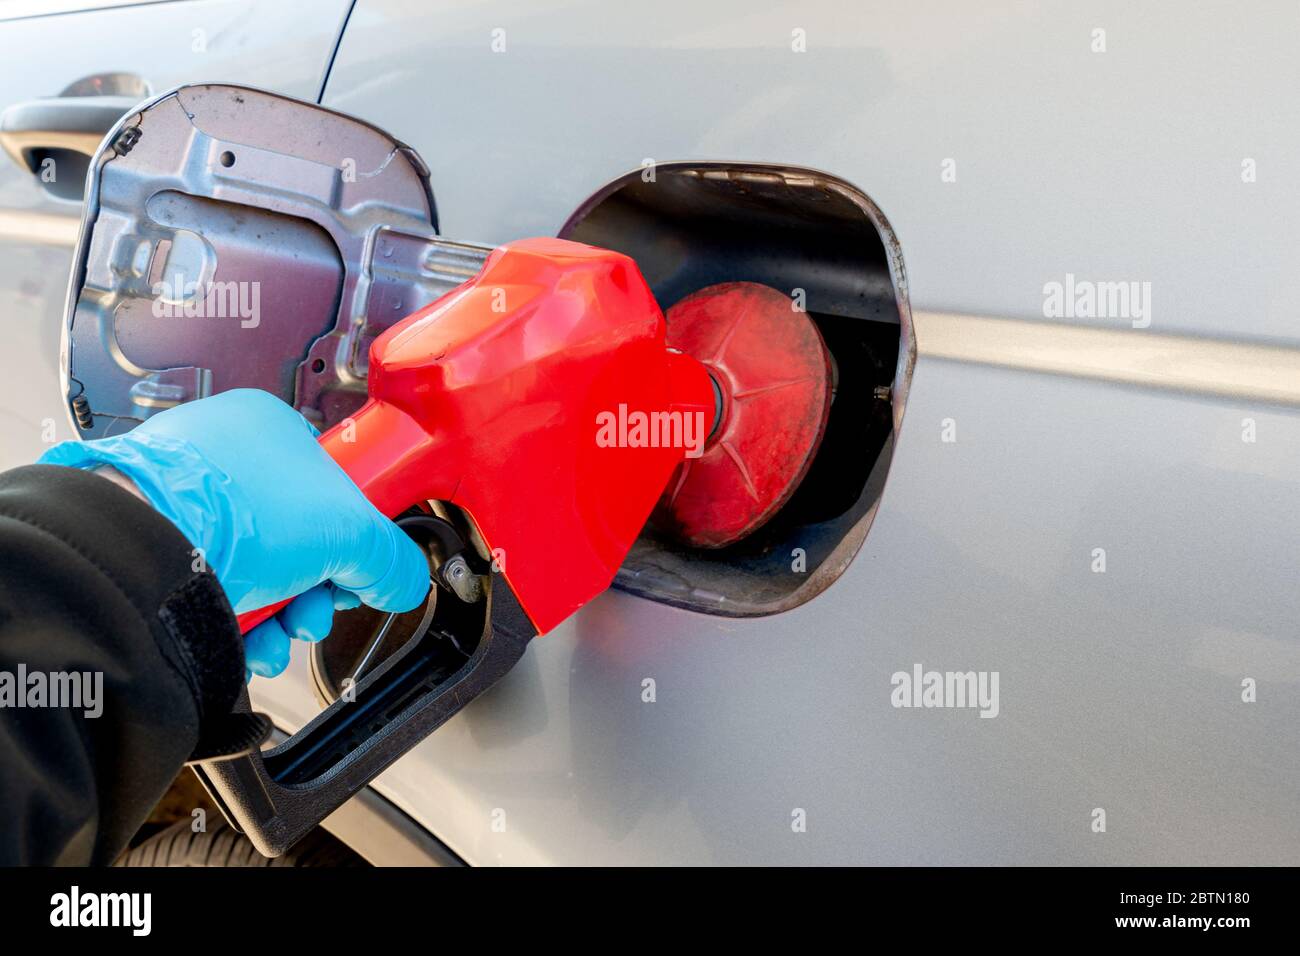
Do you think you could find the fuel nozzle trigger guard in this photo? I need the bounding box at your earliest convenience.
[192,514,535,858]
[349,511,482,684]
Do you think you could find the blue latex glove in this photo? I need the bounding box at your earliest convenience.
[40,389,430,680]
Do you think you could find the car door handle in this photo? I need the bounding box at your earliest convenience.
[0,95,141,171]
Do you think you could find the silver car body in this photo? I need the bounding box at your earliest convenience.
[0,0,1295,864]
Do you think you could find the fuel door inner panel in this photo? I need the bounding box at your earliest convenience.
[63,83,489,436]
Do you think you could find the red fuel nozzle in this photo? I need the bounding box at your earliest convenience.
[238,238,715,636]
[210,239,834,859]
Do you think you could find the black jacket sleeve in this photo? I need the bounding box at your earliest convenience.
[0,464,246,866]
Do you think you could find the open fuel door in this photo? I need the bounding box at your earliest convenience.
[63,83,491,436]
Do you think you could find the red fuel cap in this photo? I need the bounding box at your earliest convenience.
[652,282,833,549]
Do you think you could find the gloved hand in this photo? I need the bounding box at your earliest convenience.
[40,389,430,680]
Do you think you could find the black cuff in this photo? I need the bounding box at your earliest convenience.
[0,464,246,741]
